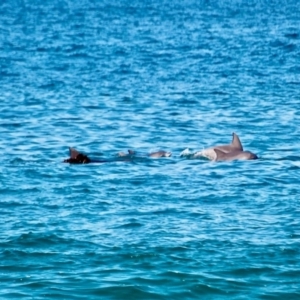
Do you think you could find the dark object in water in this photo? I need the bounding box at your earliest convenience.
[63,147,107,164]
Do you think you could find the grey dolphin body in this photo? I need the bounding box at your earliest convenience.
[117,149,171,158]
[212,148,258,161]
[148,150,172,158]
[117,150,136,157]
[194,132,243,158]
[195,132,258,161]
[213,132,243,153]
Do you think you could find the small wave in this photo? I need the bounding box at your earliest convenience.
[114,222,143,229]
[284,32,299,39]
[4,232,74,249]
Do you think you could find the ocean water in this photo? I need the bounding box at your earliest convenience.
[1,0,300,298]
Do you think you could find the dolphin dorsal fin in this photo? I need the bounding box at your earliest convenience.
[69,147,81,159]
[128,150,135,155]
[231,133,243,151]
[213,149,227,161]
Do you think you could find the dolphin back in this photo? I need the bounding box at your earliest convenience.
[214,149,258,161]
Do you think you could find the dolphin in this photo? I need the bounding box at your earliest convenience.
[193,133,258,161]
[63,147,108,164]
[214,132,243,153]
[212,148,258,161]
[117,149,171,158]
[194,132,243,158]
[117,150,136,157]
[148,150,172,158]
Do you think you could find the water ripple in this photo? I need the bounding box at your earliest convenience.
[1,0,300,298]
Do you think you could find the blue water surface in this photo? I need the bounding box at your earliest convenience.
[1,0,300,299]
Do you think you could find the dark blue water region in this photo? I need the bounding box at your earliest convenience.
[1,0,300,299]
